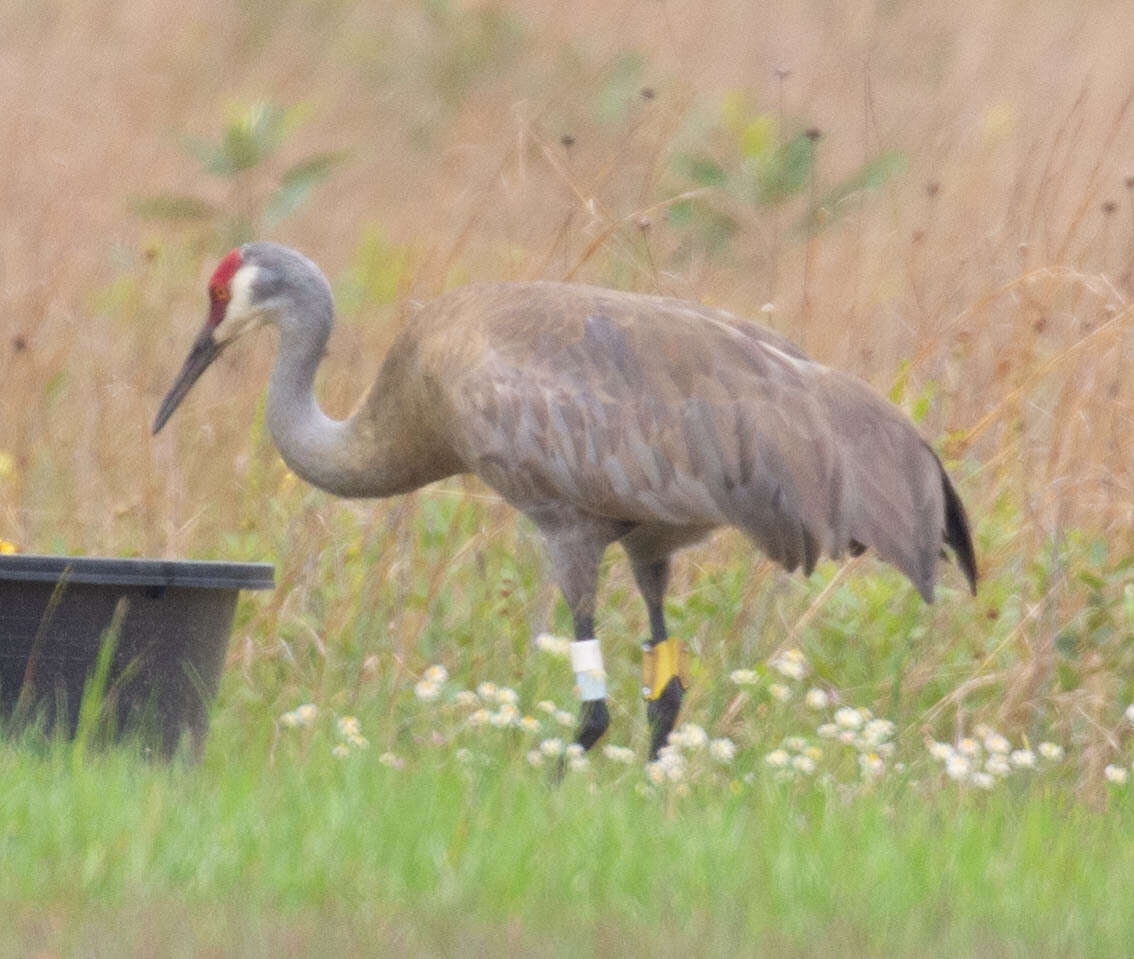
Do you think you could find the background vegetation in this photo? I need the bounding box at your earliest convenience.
[2,0,1134,954]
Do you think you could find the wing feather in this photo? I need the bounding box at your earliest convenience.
[433,282,967,599]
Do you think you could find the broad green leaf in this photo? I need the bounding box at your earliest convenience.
[264,151,348,227]
[799,151,908,231]
[755,131,817,205]
[210,102,290,177]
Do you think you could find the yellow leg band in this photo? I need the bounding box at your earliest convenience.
[641,637,690,700]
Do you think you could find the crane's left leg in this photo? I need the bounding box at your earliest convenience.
[631,557,688,759]
[532,510,627,751]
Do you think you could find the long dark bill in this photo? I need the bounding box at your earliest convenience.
[152,327,224,434]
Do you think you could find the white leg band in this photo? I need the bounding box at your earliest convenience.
[570,638,607,702]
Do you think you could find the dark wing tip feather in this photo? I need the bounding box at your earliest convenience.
[938,459,978,594]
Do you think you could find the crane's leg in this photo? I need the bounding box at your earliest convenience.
[630,556,686,759]
[532,510,627,751]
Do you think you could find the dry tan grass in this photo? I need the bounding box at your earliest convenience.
[1,0,1131,571]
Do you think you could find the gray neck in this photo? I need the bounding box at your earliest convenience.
[264,304,371,497]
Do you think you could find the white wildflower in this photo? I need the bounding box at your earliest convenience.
[970,771,996,790]
[945,755,971,781]
[859,752,884,778]
[332,744,350,759]
[709,738,736,763]
[805,687,830,710]
[769,648,808,681]
[983,732,1011,755]
[603,744,636,764]
[927,741,956,762]
[765,749,791,768]
[1105,764,1128,785]
[540,737,565,758]
[661,753,686,781]
[729,668,758,685]
[423,664,448,685]
[565,743,585,760]
[1125,703,1134,724]
[568,755,590,772]
[536,700,558,714]
[378,751,403,769]
[768,682,792,702]
[554,709,575,727]
[646,761,667,786]
[862,718,895,746]
[414,680,440,702]
[476,681,499,701]
[467,708,491,727]
[337,715,361,739]
[1038,741,1064,761]
[985,755,1011,777]
[817,723,839,739]
[1010,749,1036,769]
[526,749,544,767]
[453,690,480,707]
[283,703,318,727]
[676,723,708,750]
[834,707,863,730]
[957,738,982,758]
[491,704,518,727]
[838,730,859,746]
[534,633,571,657]
[496,687,519,706]
[519,715,541,733]
[793,753,817,774]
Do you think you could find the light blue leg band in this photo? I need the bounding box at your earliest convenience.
[570,638,607,702]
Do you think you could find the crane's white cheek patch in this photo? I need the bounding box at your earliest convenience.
[212,265,263,344]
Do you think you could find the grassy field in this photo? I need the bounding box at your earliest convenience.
[3,0,1134,954]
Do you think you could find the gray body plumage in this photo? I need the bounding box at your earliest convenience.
[156,241,977,754]
[232,243,975,603]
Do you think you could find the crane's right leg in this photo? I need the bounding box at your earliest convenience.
[630,556,687,759]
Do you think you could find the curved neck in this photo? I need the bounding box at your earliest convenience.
[264,307,454,498]
[265,323,363,496]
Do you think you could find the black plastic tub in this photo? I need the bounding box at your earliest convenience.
[0,554,274,756]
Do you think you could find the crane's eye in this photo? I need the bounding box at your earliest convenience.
[211,284,231,303]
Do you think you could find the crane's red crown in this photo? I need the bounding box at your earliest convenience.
[208,249,243,305]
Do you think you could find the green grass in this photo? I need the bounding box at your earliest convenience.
[7,489,1134,955]
[4,714,1134,958]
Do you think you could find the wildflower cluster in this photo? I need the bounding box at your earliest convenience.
[306,648,1128,801]
[927,725,1060,790]
[279,703,318,728]
[643,723,738,793]
[332,714,369,758]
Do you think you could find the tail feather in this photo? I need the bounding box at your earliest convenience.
[938,458,977,594]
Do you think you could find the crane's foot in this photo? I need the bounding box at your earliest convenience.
[642,637,690,760]
[575,698,610,751]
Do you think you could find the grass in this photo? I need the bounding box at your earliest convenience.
[2,0,1134,953]
[4,686,1134,957]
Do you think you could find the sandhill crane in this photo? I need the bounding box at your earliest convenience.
[154,242,977,758]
